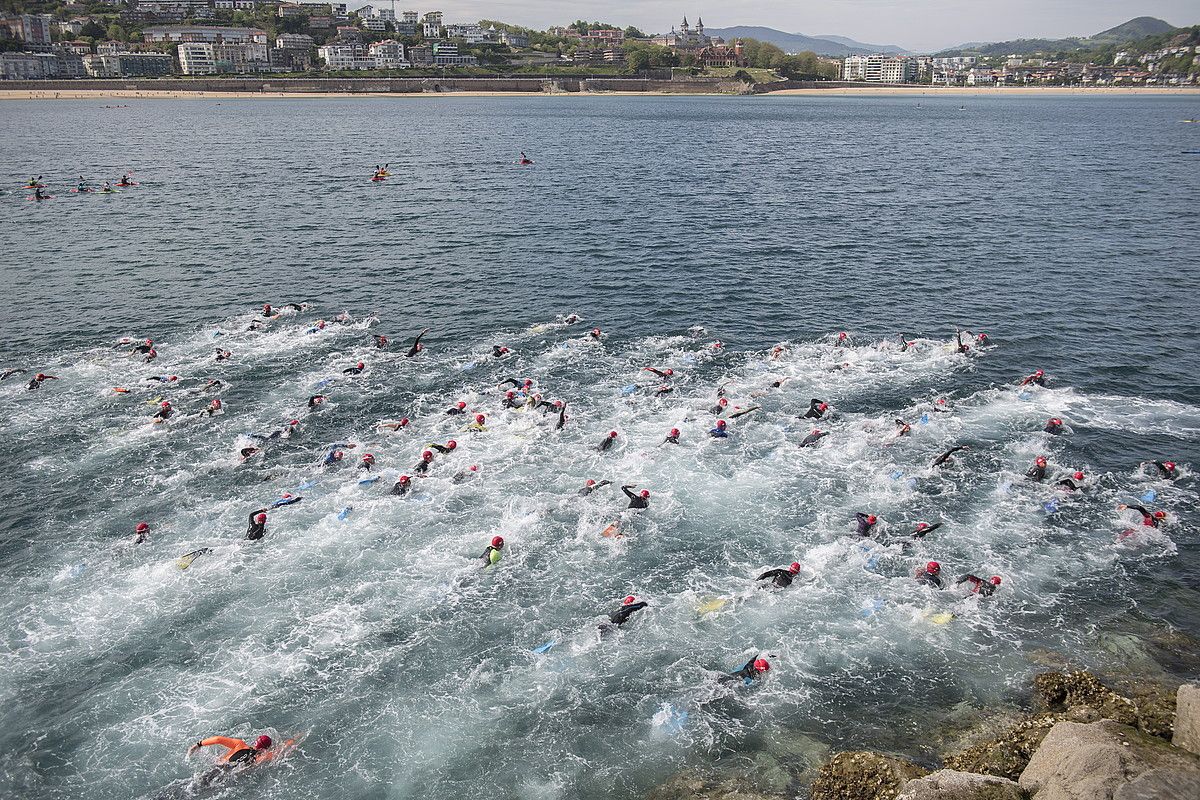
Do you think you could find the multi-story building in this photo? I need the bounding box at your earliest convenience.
[400,10,418,24]
[276,33,315,49]
[498,29,529,48]
[843,54,915,83]
[368,38,408,68]
[143,25,267,44]
[966,67,996,85]
[651,16,715,49]
[361,17,387,31]
[444,23,486,43]
[317,41,373,69]
[1,51,60,78]
[581,28,624,46]
[213,41,270,72]
[55,40,93,56]
[695,42,744,68]
[431,40,475,66]
[421,10,442,38]
[7,13,54,50]
[407,42,431,66]
[269,45,312,71]
[177,42,217,74]
[80,51,170,77]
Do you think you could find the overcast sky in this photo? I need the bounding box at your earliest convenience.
[372,1,1197,52]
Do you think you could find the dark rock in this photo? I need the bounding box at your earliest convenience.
[943,715,1059,781]
[809,751,928,800]
[645,770,786,800]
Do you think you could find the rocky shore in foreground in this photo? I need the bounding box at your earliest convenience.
[648,673,1200,800]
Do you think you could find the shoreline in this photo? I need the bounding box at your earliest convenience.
[2,85,1198,101]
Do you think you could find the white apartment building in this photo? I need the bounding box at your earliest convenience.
[842,54,915,83]
[444,23,486,43]
[178,42,217,74]
[317,41,374,69]
[368,38,408,68]
[143,25,267,44]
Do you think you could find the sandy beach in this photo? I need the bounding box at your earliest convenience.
[2,85,1198,101]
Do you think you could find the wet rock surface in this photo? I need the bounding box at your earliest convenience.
[896,769,1027,800]
[1172,684,1200,756]
[809,751,928,800]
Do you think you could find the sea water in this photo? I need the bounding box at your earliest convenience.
[1,94,1198,799]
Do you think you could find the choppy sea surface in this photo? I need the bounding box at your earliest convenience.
[1,94,1198,800]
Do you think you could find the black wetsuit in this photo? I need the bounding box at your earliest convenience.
[502,396,523,409]
[578,480,611,496]
[246,509,267,541]
[910,523,942,539]
[153,406,173,421]
[492,346,509,358]
[479,544,501,566]
[1044,420,1063,434]
[343,365,365,375]
[802,399,827,420]
[132,343,153,354]
[623,486,649,509]
[405,329,427,357]
[1021,373,1046,387]
[653,386,674,397]
[555,406,566,430]
[916,569,943,588]
[1125,504,1160,528]
[955,330,970,354]
[757,568,795,589]
[413,459,432,475]
[272,495,302,507]
[308,395,326,410]
[607,601,648,626]
[932,446,968,467]
[721,658,765,684]
[799,430,828,448]
[446,406,466,416]
[427,443,453,455]
[663,432,680,444]
[373,335,388,348]
[391,480,410,496]
[1056,478,1083,491]
[1153,461,1178,480]
[855,512,876,537]
[1027,463,1047,481]
[1,369,25,381]
[215,350,231,361]
[598,435,616,452]
[956,574,997,596]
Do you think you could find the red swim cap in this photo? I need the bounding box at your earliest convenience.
[916,522,929,531]
[716,419,726,428]
[332,450,343,460]
[608,430,617,438]
[818,403,828,411]
[623,595,636,605]
[288,418,298,425]
[1153,510,1166,519]
[253,735,272,750]
[255,513,267,523]
[788,562,801,574]
[1036,456,1047,465]
[399,475,410,483]
[585,479,596,486]
[136,522,150,533]
[665,368,673,376]
[838,332,847,339]
[475,414,485,424]
[447,440,457,450]
[753,658,771,672]
[506,391,515,398]
[169,375,178,381]
[1073,471,1084,480]
[456,401,466,409]
[1163,461,1175,470]
[1035,369,1044,376]
[937,398,947,405]
[990,576,1002,585]
[640,490,650,498]
[523,379,532,387]
[422,450,433,460]
[927,561,940,573]
[399,417,409,426]
[491,535,504,548]
[1050,417,1062,425]
[161,401,171,408]
[670,428,680,436]
[362,453,375,463]
[866,515,877,524]
[469,465,478,472]
[719,398,728,406]
[356,361,364,369]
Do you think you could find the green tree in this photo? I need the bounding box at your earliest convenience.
[626,48,649,72]
[106,22,126,42]
[81,20,106,39]
[623,26,646,39]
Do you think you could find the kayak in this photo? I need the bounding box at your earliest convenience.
[371,176,386,182]
[518,160,533,165]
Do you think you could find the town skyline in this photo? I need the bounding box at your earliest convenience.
[361,1,1198,53]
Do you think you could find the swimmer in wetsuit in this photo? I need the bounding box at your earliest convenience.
[644,367,674,379]
[855,512,878,537]
[598,431,618,452]
[446,401,468,416]
[709,419,729,438]
[600,595,648,633]
[390,475,412,495]
[378,417,410,432]
[720,657,771,684]
[1149,460,1178,480]
[405,328,429,357]
[343,361,366,375]
[480,535,504,567]
[956,574,1001,597]
[492,345,510,358]
[1026,456,1048,481]
[932,445,969,468]
[26,372,58,390]
[308,395,327,411]
[756,562,801,589]
[578,479,611,496]
[246,510,268,540]
[727,405,761,420]
[802,399,829,420]
[1044,417,1064,435]
[215,349,231,362]
[133,521,151,544]
[372,334,389,349]
[152,400,173,421]
[554,404,567,431]
[1118,503,1167,528]
[2,368,26,381]
[131,339,154,355]
[413,450,435,474]
[1019,369,1046,387]
[1056,471,1086,491]
[663,428,681,445]
[910,521,942,539]
[188,733,279,787]
[427,440,457,455]
[916,560,943,588]
[622,485,650,509]
[799,429,828,448]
